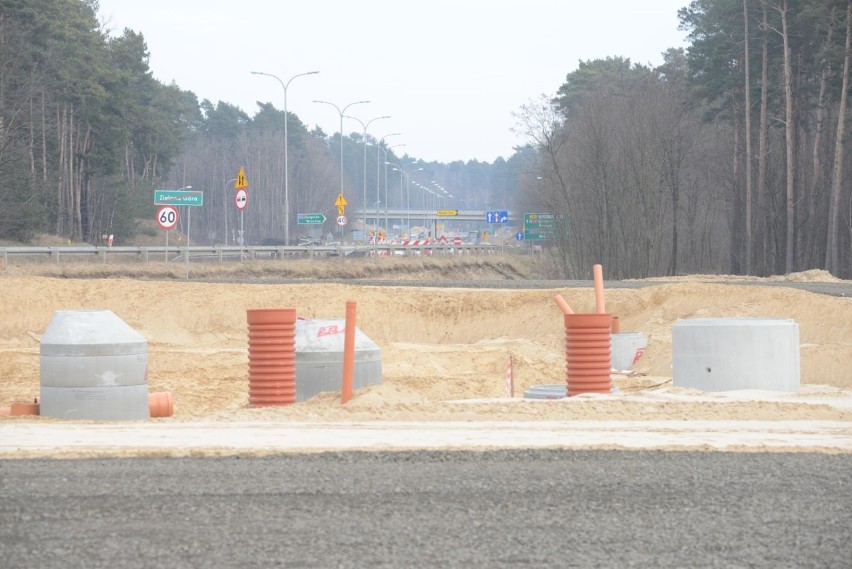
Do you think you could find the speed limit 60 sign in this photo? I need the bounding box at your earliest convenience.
[156,205,179,230]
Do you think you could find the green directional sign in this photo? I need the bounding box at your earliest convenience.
[523,212,558,240]
[154,189,203,206]
[297,213,326,224]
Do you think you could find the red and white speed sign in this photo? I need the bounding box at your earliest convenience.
[235,188,248,211]
[156,205,179,230]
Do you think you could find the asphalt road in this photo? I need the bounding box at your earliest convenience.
[1,450,850,568]
[233,277,852,298]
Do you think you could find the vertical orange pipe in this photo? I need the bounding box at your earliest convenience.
[554,294,574,315]
[593,264,606,314]
[341,301,357,404]
[247,308,297,406]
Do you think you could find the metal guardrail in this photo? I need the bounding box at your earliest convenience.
[0,243,506,265]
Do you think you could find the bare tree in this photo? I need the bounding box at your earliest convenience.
[826,1,852,274]
[744,0,755,274]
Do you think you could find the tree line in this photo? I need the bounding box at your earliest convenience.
[3,0,850,279]
[516,0,852,279]
[0,0,512,248]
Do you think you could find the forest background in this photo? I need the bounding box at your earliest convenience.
[0,0,850,279]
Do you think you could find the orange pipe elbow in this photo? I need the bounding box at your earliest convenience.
[554,294,574,315]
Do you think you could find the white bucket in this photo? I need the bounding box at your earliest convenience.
[610,332,648,372]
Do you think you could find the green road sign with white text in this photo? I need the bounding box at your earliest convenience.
[523,212,557,240]
[154,190,203,206]
[297,213,326,224]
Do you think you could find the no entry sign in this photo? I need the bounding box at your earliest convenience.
[235,188,248,211]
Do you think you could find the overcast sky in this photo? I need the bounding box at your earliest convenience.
[96,0,689,164]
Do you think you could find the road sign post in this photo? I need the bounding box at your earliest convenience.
[156,206,180,265]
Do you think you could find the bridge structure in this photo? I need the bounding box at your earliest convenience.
[342,209,518,237]
[352,208,517,223]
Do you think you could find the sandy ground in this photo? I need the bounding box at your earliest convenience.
[1,264,851,456]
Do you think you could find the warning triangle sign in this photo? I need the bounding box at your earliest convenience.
[235,167,248,189]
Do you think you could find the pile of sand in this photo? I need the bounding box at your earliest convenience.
[1,266,850,455]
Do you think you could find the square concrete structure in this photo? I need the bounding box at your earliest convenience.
[672,318,800,393]
[295,319,382,402]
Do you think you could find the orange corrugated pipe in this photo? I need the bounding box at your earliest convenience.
[246,308,297,406]
[554,294,574,315]
[341,301,357,404]
[593,264,606,314]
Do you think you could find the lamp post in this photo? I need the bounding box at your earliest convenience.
[375,133,400,236]
[344,115,390,238]
[382,144,405,234]
[314,99,370,240]
[224,178,236,245]
[389,164,423,235]
[180,185,193,279]
[250,70,319,245]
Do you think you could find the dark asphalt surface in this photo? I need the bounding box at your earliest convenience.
[1,450,850,568]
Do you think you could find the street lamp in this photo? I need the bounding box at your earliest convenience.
[389,164,424,234]
[375,133,400,235]
[382,144,405,233]
[406,166,424,230]
[250,70,319,245]
[224,178,236,245]
[314,99,370,239]
[344,114,390,238]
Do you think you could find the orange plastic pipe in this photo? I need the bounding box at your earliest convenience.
[593,264,606,314]
[611,315,621,334]
[149,391,174,418]
[341,301,357,404]
[10,401,40,416]
[554,294,574,315]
